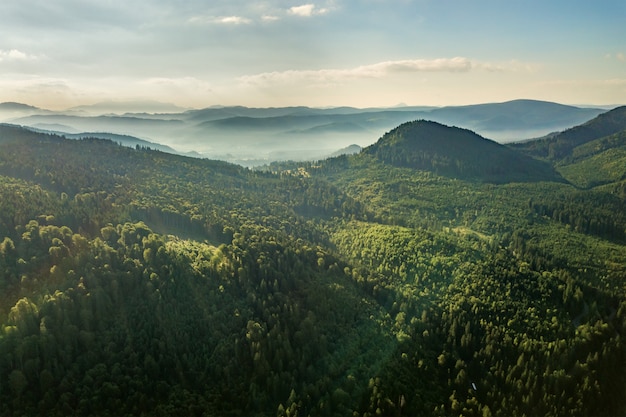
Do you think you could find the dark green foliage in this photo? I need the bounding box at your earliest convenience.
[0,121,625,417]
[556,130,626,188]
[530,190,626,242]
[508,108,626,189]
[511,106,626,161]
[363,120,561,183]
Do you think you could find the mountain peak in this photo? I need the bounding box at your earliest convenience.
[364,120,561,183]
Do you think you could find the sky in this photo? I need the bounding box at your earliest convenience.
[0,0,625,110]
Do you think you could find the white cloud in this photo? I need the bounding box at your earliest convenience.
[238,57,501,86]
[216,16,252,25]
[188,15,251,25]
[238,57,542,89]
[474,60,540,73]
[370,58,472,74]
[261,15,280,22]
[0,49,39,62]
[288,4,328,17]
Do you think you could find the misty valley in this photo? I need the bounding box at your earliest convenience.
[0,99,604,166]
[0,101,625,416]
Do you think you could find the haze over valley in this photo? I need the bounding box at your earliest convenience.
[0,99,608,165]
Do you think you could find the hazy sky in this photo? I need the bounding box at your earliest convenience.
[1,0,625,109]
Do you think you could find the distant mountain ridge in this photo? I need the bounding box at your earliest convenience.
[1,123,179,155]
[431,99,602,130]
[0,102,51,119]
[0,99,611,165]
[0,102,41,111]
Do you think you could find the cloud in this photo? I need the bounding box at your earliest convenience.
[288,4,328,17]
[0,49,39,62]
[239,58,487,86]
[186,2,334,24]
[369,58,472,74]
[473,60,540,73]
[238,57,542,88]
[261,15,280,22]
[215,16,252,25]
[188,15,251,25]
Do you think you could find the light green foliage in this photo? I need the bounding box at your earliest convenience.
[558,148,626,188]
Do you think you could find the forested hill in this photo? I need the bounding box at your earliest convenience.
[362,120,561,182]
[1,123,626,417]
[505,106,626,189]
[511,105,626,161]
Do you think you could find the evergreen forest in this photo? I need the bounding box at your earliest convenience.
[0,107,625,416]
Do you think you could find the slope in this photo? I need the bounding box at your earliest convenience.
[556,130,626,188]
[511,105,626,161]
[362,120,561,183]
[65,132,180,154]
[0,125,401,416]
[303,119,626,416]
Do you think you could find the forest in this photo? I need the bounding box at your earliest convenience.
[0,107,625,416]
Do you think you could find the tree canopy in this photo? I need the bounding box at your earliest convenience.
[0,122,625,416]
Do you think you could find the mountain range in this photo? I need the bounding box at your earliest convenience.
[0,103,625,416]
[0,99,607,165]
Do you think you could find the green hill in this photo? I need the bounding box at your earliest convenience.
[507,106,626,188]
[511,106,626,161]
[363,120,561,182]
[556,130,626,188]
[0,123,625,417]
